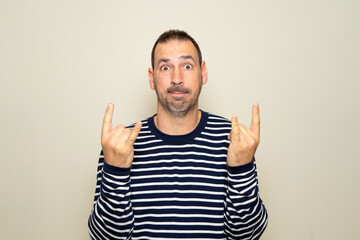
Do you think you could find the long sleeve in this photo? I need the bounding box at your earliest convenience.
[88,151,134,240]
[224,159,268,240]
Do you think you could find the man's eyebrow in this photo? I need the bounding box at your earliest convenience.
[157,55,195,65]
[180,55,195,61]
[158,58,170,65]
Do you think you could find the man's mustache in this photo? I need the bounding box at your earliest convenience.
[167,85,191,94]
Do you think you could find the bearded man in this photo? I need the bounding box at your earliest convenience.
[88,29,268,240]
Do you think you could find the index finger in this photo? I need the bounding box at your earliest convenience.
[250,103,260,137]
[102,103,113,137]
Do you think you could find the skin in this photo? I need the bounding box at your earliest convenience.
[101,103,142,168]
[148,40,208,135]
[227,104,260,166]
[101,39,260,168]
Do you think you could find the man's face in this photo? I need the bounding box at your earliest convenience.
[149,40,208,118]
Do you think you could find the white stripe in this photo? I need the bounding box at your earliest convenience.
[134,143,228,152]
[103,171,130,180]
[132,238,222,240]
[131,197,223,204]
[90,210,112,240]
[131,166,227,173]
[136,135,156,139]
[134,228,223,234]
[195,137,230,144]
[133,205,223,211]
[205,126,231,130]
[232,177,256,188]
[207,121,231,125]
[134,221,223,227]
[93,206,127,240]
[131,173,226,181]
[132,158,226,166]
[209,116,229,121]
[201,132,230,137]
[134,213,223,219]
[225,204,251,216]
[102,214,134,230]
[224,204,266,239]
[131,236,225,240]
[227,174,254,183]
[131,189,226,196]
[228,188,256,199]
[232,197,257,207]
[138,131,152,134]
[103,177,131,187]
[227,167,255,178]
[134,139,163,145]
[225,199,262,224]
[100,191,132,206]
[102,188,130,198]
[98,198,133,219]
[134,151,227,158]
[131,181,226,189]
[228,181,258,195]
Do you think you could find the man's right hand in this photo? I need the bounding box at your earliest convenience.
[101,103,142,168]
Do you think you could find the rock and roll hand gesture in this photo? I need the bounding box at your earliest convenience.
[101,103,142,168]
[227,103,261,166]
[101,103,259,168]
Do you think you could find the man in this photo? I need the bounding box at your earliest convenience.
[88,30,268,239]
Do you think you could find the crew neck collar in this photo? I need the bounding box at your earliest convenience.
[147,110,208,144]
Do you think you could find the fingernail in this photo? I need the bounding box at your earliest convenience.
[136,121,141,127]
[255,103,259,109]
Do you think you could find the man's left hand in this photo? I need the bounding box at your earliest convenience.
[227,103,261,166]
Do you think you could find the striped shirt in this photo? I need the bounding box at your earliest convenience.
[88,110,268,239]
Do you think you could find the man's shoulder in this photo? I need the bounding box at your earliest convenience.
[126,115,154,129]
[205,111,231,124]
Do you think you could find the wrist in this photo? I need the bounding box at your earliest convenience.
[227,156,253,167]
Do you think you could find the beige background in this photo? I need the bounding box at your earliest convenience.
[1,0,359,239]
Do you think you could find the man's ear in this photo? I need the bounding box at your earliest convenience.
[148,68,155,90]
[201,61,208,85]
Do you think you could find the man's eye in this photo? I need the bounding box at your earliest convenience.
[161,65,169,71]
[184,64,192,70]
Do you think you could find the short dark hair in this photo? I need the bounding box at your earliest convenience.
[151,29,202,69]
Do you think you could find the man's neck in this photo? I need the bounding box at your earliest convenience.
[154,106,202,135]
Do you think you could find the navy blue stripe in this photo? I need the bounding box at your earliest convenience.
[88,110,268,239]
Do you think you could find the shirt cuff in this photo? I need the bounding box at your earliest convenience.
[227,158,255,175]
[103,161,131,176]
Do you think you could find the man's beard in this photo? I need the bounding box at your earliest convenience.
[154,80,202,118]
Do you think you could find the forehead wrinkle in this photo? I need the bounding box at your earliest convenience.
[158,58,170,65]
[180,55,195,62]
[157,55,195,66]
[155,40,199,67]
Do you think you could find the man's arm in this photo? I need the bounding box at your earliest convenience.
[224,104,268,239]
[88,152,134,240]
[88,104,142,239]
[224,160,268,239]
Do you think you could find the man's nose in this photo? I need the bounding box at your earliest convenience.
[171,67,184,85]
